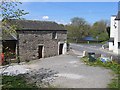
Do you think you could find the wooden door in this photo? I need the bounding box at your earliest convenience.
[59,44,63,55]
[38,46,43,59]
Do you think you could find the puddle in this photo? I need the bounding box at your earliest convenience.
[56,73,84,79]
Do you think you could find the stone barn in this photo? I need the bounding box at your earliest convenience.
[2,19,67,62]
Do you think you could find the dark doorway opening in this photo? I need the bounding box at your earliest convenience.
[38,46,43,59]
[59,43,63,55]
[2,40,17,59]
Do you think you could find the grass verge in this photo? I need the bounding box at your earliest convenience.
[81,56,120,88]
[2,75,38,89]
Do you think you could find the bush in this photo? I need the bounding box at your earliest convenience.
[2,75,37,89]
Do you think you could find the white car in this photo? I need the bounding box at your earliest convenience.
[102,42,109,49]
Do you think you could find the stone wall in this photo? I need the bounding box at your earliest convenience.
[0,24,2,54]
[17,30,67,61]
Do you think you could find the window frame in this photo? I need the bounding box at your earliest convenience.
[52,32,57,39]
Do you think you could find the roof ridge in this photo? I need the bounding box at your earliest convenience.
[9,19,57,24]
[6,19,66,31]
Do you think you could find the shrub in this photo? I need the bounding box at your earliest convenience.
[2,75,37,89]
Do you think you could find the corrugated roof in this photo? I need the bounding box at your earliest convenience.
[83,36,96,41]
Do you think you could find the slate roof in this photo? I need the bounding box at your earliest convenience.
[2,33,17,40]
[1,19,66,40]
[7,19,66,31]
[115,11,120,20]
[1,20,17,40]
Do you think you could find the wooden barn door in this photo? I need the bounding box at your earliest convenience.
[38,46,43,59]
[59,44,63,55]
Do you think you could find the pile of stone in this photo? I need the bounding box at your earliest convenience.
[23,68,58,87]
[0,65,29,76]
[1,65,58,87]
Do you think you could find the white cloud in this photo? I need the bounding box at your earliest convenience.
[54,20,69,25]
[42,16,49,20]
[69,22,72,24]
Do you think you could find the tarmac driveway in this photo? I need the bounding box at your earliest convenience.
[24,53,114,88]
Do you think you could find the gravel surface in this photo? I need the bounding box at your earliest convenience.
[0,46,115,88]
[23,53,114,88]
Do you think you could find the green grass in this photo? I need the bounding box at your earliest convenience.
[2,75,38,89]
[2,75,56,89]
[81,56,120,88]
[107,77,119,88]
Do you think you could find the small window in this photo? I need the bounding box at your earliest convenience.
[52,32,57,39]
[118,42,120,49]
[114,21,117,28]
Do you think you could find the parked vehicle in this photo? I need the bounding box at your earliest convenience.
[102,42,109,49]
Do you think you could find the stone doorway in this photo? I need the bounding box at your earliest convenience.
[59,43,63,55]
[38,45,43,59]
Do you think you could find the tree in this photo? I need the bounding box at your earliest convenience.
[90,20,109,41]
[0,0,29,63]
[71,17,87,26]
[66,17,91,43]
[0,0,28,19]
[0,0,29,33]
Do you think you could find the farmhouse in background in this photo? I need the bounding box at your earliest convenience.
[109,11,120,55]
[2,19,67,62]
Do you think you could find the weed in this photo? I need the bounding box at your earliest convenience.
[81,56,120,88]
[2,75,37,89]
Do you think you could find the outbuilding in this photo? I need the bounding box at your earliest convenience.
[2,19,67,62]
